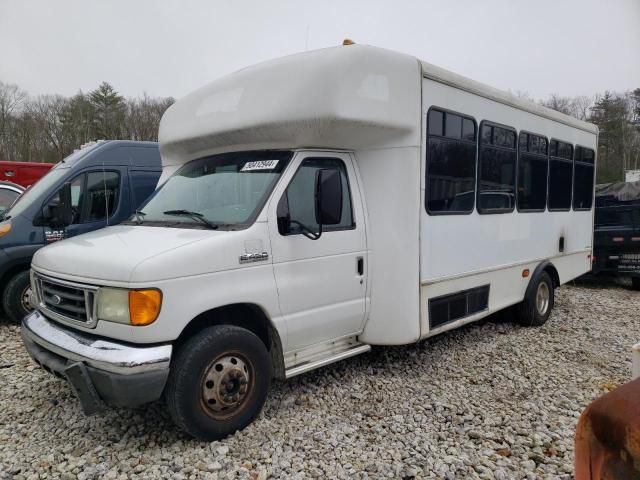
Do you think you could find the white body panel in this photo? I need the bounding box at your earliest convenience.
[417,78,596,338]
[356,147,421,344]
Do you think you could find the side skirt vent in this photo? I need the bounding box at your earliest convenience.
[429,285,490,329]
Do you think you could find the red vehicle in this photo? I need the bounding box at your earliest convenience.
[0,161,55,188]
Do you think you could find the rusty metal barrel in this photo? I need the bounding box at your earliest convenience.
[575,377,640,479]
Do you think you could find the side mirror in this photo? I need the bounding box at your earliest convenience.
[315,168,343,226]
[46,182,73,227]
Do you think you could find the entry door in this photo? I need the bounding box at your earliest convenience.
[268,153,367,352]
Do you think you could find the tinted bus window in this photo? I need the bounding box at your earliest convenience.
[426,109,477,214]
[478,122,516,213]
[548,140,573,210]
[517,132,548,211]
[573,146,595,210]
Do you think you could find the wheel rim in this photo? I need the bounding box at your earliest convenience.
[200,352,252,420]
[21,285,34,313]
[535,282,550,315]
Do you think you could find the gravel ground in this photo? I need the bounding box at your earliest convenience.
[0,280,637,479]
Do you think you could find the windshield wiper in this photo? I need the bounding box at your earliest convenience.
[163,210,219,229]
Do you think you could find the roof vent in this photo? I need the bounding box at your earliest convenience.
[342,38,355,46]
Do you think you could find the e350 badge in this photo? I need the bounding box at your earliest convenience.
[239,252,269,264]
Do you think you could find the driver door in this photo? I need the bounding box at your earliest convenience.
[268,152,368,352]
[43,169,125,243]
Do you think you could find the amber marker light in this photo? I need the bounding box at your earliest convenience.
[0,222,11,238]
[129,289,162,326]
[522,269,530,278]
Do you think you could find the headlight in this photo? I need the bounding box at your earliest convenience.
[30,269,39,305]
[96,287,162,326]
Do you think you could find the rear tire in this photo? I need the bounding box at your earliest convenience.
[165,325,271,441]
[516,271,554,327]
[3,270,33,323]
[632,277,640,291]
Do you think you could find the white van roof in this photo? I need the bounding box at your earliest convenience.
[159,44,597,168]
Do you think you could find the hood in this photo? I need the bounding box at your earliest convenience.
[32,224,264,283]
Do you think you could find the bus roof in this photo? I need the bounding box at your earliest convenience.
[159,44,597,168]
[418,58,597,135]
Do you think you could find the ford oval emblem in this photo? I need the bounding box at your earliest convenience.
[50,294,62,306]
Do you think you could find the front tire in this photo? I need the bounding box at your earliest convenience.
[516,271,554,327]
[631,277,640,291]
[3,270,33,323]
[165,325,271,441]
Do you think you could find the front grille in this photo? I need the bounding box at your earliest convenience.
[34,273,98,328]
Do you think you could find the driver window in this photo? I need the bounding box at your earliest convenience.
[277,157,354,235]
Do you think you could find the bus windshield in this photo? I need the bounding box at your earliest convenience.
[138,151,292,229]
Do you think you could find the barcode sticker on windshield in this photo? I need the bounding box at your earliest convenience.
[241,160,279,171]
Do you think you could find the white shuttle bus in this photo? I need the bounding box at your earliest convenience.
[21,44,597,440]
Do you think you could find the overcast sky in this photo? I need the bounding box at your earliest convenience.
[1,0,639,101]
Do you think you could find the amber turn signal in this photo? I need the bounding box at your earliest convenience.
[522,269,530,278]
[0,222,11,238]
[128,289,162,326]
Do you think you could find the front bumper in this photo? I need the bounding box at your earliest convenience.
[21,310,172,414]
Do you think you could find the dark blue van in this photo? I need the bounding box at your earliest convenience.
[0,140,161,322]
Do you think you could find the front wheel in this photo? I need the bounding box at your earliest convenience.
[631,276,640,291]
[516,271,554,327]
[165,325,271,441]
[3,270,33,323]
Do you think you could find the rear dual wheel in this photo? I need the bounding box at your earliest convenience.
[516,271,554,327]
[166,325,271,441]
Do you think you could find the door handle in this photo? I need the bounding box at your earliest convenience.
[357,257,364,276]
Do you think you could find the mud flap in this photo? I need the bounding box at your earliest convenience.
[64,362,104,415]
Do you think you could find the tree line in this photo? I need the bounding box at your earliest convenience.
[1,79,639,184]
[0,81,174,164]
[537,90,640,183]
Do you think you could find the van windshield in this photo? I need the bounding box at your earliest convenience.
[2,145,99,221]
[2,166,68,220]
[138,151,292,229]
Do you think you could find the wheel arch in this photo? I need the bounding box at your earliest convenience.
[0,261,31,297]
[175,303,286,380]
[526,260,560,299]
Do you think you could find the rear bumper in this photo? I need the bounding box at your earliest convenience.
[21,310,172,413]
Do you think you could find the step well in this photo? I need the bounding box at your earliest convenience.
[284,336,371,379]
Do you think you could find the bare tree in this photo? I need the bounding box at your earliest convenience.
[0,82,27,158]
[26,95,70,162]
[540,94,573,116]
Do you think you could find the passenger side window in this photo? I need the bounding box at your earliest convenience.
[517,132,548,211]
[130,170,160,208]
[83,171,120,222]
[573,146,595,210]
[426,109,477,214]
[548,140,573,211]
[278,158,354,235]
[478,122,517,213]
[0,189,20,214]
